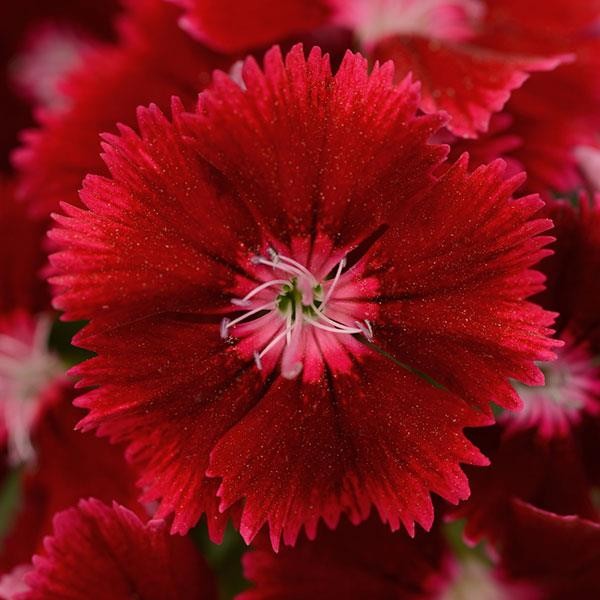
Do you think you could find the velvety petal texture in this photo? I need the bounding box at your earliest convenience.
[450,196,600,545]
[51,45,557,549]
[18,499,216,600]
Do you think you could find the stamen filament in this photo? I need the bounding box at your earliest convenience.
[310,320,364,335]
[276,254,318,285]
[256,323,292,365]
[232,279,288,306]
[227,249,373,378]
[220,302,275,338]
[322,256,347,306]
[252,257,306,280]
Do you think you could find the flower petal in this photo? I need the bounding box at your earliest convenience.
[20,500,216,600]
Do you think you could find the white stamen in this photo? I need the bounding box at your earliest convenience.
[232,279,288,306]
[355,320,374,341]
[310,305,358,332]
[257,324,292,361]
[252,256,306,279]
[310,320,364,335]
[220,318,231,339]
[276,254,318,285]
[224,251,372,378]
[222,302,275,332]
[323,256,347,306]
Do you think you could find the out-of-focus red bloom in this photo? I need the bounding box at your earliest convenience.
[170,0,333,53]
[0,180,61,465]
[170,0,568,138]
[0,310,64,466]
[452,424,598,546]
[13,0,229,218]
[240,517,453,599]
[49,45,558,549]
[242,502,600,600]
[499,501,600,600]
[0,0,120,172]
[241,516,532,599]
[460,0,600,194]
[0,180,48,313]
[451,197,600,544]
[12,499,216,600]
[10,23,97,112]
[505,197,600,438]
[0,392,143,593]
[576,146,600,194]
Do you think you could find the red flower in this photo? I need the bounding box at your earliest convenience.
[13,499,216,600]
[0,180,61,465]
[170,0,567,138]
[171,0,333,53]
[452,425,598,545]
[450,197,600,544]
[0,310,64,465]
[241,502,600,600]
[500,197,600,439]
[13,0,229,217]
[240,516,453,599]
[457,0,600,194]
[0,0,119,171]
[0,393,143,589]
[50,45,558,549]
[10,22,97,111]
[0,179,49,313]
[499,501,600,600]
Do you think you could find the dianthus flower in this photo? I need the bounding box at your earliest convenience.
[11,499,216,600]
[452,196,600,544]
[13,0,229,217]
[0,394,143,595]
[170,0,568,138]
[457,0,600,194]
[51,45,558,549]
[0,0,119,171]
[241,502,600,600]
[0,180,61,465]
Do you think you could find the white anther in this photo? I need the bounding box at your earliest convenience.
[323,255,347,306]
[310,320,363,335]
[231,298,251,307]
[220,318,231,339]
[355,320,374,341]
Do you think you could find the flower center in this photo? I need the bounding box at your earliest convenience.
[332,0,485,48]
[0,313,64,465]
[441,557,538,600]
[221,247,375,380]
[508,336,600,438]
